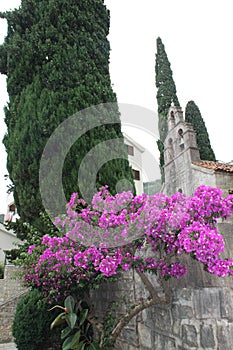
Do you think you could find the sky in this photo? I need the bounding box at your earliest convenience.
[0,0,233,213]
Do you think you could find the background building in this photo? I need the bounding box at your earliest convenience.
[163,106,233,196]
[4,193,20,224]
[124,133,145,195]
[0,224,21,263]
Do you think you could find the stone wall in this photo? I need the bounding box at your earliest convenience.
[0,265,27,343]
[190,165,216,195]
[1,228,232,348]
[137,287,233,350]
[91,273,233,349]
[91,270,141,349]
[216,172,233,196]
[91,223,233,349]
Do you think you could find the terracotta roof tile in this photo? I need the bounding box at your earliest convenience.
[192,161,233,173]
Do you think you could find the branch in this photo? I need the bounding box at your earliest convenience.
[136,270,160,301]
[111,297,157,341]
[110,270,170,342]
[158,273,171,304]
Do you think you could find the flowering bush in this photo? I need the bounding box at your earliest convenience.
[21,185,233,301]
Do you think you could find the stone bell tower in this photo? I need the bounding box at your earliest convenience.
[163,106,201,196]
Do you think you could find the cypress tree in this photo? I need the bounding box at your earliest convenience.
[0,0,134,228]
[185,101,216,161]
[155,37,180,142]
[155,37,180,181]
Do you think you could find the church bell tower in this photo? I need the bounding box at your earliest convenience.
[163,106,201,196]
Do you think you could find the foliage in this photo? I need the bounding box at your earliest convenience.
[0,263,4,279]
[17,185,233,345]
[155,37,180,142]
[0,0,134,232]
[50,295,99,350]
[185,100,216,161]
[101,301,119,349]
[21,185,233,294]
[156,139,165,183]
[4,248,19,264]
[155,37,180,181]
[12,289,61,350]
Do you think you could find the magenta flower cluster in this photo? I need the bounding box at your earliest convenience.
[23,185,233,300]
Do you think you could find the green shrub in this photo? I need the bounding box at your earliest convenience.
[0,263,4,279]
[12,289,61,350]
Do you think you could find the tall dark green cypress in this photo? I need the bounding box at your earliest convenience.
[0,0,134,227]
[185,101,216,161]
[155,37,180,181]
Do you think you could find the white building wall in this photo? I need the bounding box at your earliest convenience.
[4,192,20,223]
[0,224,21,263]
[124,133,145,195]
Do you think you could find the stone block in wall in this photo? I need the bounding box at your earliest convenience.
[137,323,152,349]
[154,334,176,350]
[172,288,192,302]
[119,325,139,348]
[171,288,194,325]
[172,304,194,320]
[216,321,233,350]
[200,323,216,349]
[194,288,221,319]
[219,288,233,320]
[172,319,182,337]
[150,305,172,333]
[164,337,176,350]
[181,324,198,348]
[115,341,139,350]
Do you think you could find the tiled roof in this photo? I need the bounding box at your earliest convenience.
[192,161,233,173]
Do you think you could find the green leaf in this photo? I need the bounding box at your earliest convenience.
[85,322,91,333]
[61,326,72,340]
[70,330,81,348]
[50,312,66,330]
[65,296,75,313]
[79,309,88,326]
[88,342,101,350]
[74,300,82,314]
[74,341,84,350]
[66,312,77,329]
[62,330,81,349]
[62,335,74,350]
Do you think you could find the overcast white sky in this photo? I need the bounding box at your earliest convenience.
[0,0,233,213]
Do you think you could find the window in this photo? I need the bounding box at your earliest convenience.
[178,128,184,137]
[169,111,175,128]
[133,169,140,181]
[126,144,134,156]
[170,111,175,121]
[178,129,185,150]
